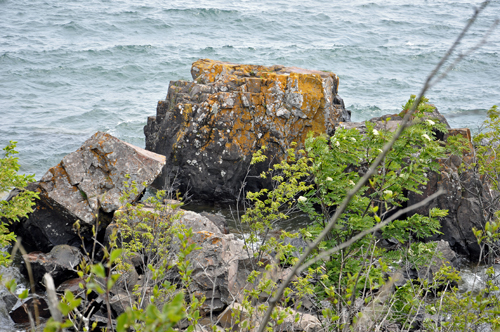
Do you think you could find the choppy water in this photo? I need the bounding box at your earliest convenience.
[1,0,499,179]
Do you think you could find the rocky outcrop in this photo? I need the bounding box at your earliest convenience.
[144,59,350,201]
[9,132,166,252]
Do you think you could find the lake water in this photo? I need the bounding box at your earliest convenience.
[0,1,499,329]
[1,0,499,180]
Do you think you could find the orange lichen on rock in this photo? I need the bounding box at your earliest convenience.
[145,59,350,201]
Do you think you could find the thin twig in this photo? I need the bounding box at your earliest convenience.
[43,273,65,331]
[297,189,444,274]
[255,1,494,329]
[12,239,40,329]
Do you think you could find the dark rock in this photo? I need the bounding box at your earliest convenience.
[9,132,166,253]
[22,245,83,288]
[339,112,488,260]
[144,59,349,202]
[407,151,494,260]
[9,295,51,324]
[89,314,116,331]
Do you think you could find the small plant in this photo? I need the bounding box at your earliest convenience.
[0,141,38,266]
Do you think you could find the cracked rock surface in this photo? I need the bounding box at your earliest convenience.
[10,132,166,252]
[144,59,350,201]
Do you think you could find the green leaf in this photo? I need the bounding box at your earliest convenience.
[18,289,29,300]
[110,249,123,264]
[91,263,106,278]
[58,302,72,316]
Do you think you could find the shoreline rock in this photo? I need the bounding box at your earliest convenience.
[8,131,166,253]
[144,59,350,201]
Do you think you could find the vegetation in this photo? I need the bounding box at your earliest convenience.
[0,1,497,328]
[236,95,461,331]
[1,108,500,331]
[0,141,38,266]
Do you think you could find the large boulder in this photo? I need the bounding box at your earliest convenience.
[144,59,350,201]
[9,132,166,252]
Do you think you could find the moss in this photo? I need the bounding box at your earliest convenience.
[79,190,87,200]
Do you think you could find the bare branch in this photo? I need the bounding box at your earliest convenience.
[297,189,444,274]
[255,1,494,330]
[44,273,65,330]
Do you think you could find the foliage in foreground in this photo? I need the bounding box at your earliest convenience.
[0,141,38,266]
[2,102,500,332]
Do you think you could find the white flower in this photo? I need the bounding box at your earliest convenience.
[298,196,307,203]
[373,129,379,136]
[384,190,393,196]
[335,141,340,147]
[422,134,431,141]
[349,180,355,186]
[326,177,333,181]
[426,119,435,126]
[351,137,356,142]
[399,173,405,178]
[378,149,383,153]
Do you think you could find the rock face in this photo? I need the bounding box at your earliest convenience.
[407,149,491,259]
[10,132,166,252]
[144,59,350,201]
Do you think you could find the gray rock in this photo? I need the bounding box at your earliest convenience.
[2,294,18,312]
[166,209,272,313]
[10,132,166,252]
[218,303,321,332]
[109,292,132,316]
[416,240,459,281]
[337,106,450,136]
[200,212,229,234]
